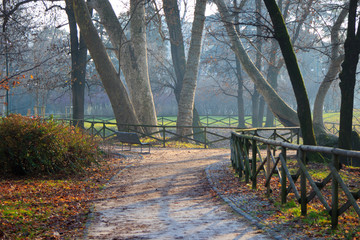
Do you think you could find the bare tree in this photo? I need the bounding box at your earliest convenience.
[71,0,141,128]
[176,0,207,137]
[88,0,158,130]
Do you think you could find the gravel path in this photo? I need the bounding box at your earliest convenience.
[85,148,273,239]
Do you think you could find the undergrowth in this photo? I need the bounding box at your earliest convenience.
[0,114,100,176]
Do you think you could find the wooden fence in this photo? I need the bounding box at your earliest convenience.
[231,130,360,229]
[51,114,360,134]
[56,118,240,148]
[59,118,302,149]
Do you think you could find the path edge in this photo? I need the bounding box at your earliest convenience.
[82,152,142,239]
[205,160,284,240]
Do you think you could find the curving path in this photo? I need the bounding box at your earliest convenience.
[85,148,273,240]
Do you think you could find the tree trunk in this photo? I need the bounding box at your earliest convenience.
[214,0,299,127]
[263,0,317,146]
[176,0,207,137]
[129,0,158,128]
[251,92,259,127]
[253,0,263,128]
[258,96,265,127]
[313,6,348,136]
[71,0,141,129]
[234,0,246,128]
[163,0,186,101]
[163,0,205,140]
[90,0,158,129]
[65,0,87,129]
[338,0,360,153]
[236,57,246,128]
[264,47,279,127]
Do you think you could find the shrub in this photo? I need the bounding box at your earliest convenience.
[0,114,100,176]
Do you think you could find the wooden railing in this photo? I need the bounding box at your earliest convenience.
[230,130,360,229]
[55,118,240,148]
[324,122,360,135]
[156,115,283,128]
[50,114,360,134]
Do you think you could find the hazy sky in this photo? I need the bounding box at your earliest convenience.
[108,0,218,21]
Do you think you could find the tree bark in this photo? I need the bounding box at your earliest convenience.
[234,0,246,128]
[236,57,246,128]
[338,0,360,152]
[176,0,207,137]
[264,44,280,127]
[65,0,87,128]
[129,0,158,128]
[263,0,317,146]
[313,6,348,135]
[90,0,158,128]
[214,0,299,127]
[253,0,263,127]
[163,0,205,140]
[163,0,186,102]
[258,97,265,127]
[251,91,260,127]
[71,0,141,128]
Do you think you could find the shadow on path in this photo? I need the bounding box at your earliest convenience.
[85,148,273,240]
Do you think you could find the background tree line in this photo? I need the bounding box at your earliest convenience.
[1,0,360,152]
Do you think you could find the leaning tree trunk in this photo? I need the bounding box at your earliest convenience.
[176,0,207,137]
[72,0,141,129]
[129,0,158,128]
[214,0,299,127]
[313,5,348,139]
[263,0,317,147]
[338,0,360,153]
[90,0,158,129]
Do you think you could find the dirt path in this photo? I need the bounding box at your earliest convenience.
[85,148,273,239]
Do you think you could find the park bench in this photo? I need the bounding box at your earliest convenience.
[115,131,151,153]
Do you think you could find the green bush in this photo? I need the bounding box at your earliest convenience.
[0,114,100,176]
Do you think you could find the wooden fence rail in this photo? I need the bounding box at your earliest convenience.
[54,119,301,150]
[231,131,360,229]
[55,118,244,148]
[50,114,360,134]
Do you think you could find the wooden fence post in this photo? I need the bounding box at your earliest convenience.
[297,129,300,144]
[266,144,271,198]
[163,126,166,148]
[204,127,207,149]
[281,147,287,204]
[230,136,234,168]
[252,139,257,189]
[300,150,307,216]
[103,122,106,139]
[332,154,339,229]
[244,139,250,183]
[236,138,243,178]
